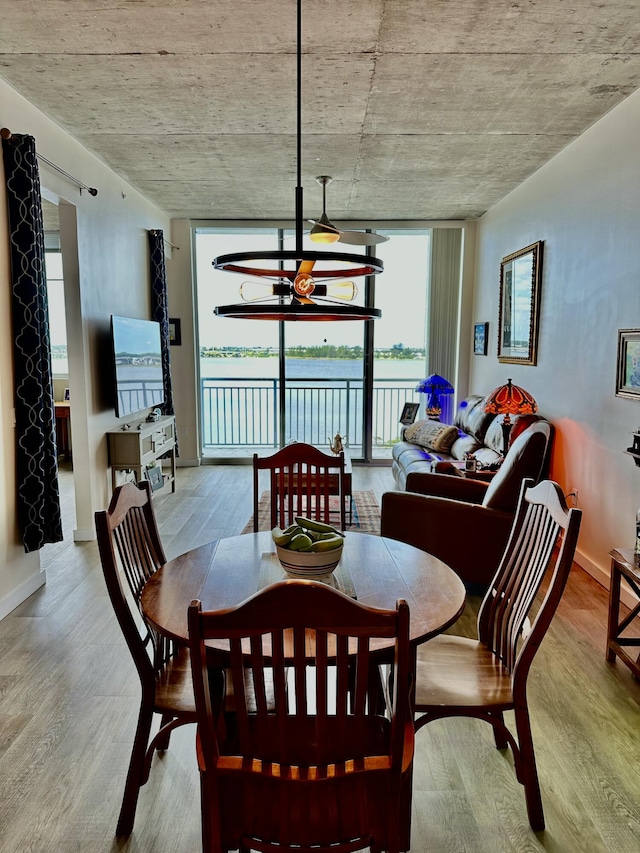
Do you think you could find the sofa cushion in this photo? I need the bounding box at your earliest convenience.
[392,443,437,490]
[449,434,483,460]
[404,420,458,453]
[454,395,496,442]
[483,412,545,455]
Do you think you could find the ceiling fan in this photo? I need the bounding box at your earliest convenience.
[308,176,390,247]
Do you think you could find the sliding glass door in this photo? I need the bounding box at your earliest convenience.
[194,226,433,462]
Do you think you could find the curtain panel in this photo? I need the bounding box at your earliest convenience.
[2,132,63,551]
[148,230,178,455]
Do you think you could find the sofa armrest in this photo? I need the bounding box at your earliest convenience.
[405,471,489,504]
[380,490,513,586]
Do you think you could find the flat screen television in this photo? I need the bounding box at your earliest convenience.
[110,315,164,418]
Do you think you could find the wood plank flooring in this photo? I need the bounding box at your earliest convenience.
[1,461,639,852]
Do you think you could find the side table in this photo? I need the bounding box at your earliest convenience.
[606,548,640,679]
[434,460,498,482]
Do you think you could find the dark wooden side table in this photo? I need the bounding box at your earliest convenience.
[606,548,640,678]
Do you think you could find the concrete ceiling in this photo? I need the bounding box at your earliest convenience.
[2,0,640,222]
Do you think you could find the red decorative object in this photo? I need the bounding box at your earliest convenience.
[484,378,538,454]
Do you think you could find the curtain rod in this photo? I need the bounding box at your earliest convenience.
[149,229,180,251]
[1,127,98,196]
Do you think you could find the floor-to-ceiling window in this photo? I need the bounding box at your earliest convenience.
[370,231,430,458]
[194,225,435,462]
[195,229,280,456]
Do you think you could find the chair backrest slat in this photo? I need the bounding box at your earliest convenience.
[253,443,346,532]
[478,479,582,681]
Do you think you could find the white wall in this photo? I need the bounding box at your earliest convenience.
[472,88,640,587]
[0,79,170,616]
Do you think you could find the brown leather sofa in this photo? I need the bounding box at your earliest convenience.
[381,417,553,587]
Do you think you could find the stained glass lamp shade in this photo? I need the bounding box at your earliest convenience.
[484,378,538,454]
[415,374,454,421]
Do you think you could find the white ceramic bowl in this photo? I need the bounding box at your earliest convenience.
[275,541,344,577]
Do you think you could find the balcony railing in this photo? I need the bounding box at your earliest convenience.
[201,377,420,450]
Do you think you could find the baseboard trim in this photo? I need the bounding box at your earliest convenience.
[73,527,96,542]
[176,458,200,467]
[574,547,638,609]
[0,568,46,620]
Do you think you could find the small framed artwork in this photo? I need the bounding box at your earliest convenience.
[474,322,488,355]
[400,402,420,425]
[168,317,181,346]
[615,329,640,400]
[63,387,70,401]
[145,465,164,492]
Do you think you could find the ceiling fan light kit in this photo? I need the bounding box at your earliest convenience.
[212,0,383,322]
[309,176,340,244]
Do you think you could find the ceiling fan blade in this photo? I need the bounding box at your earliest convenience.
[338,231,389,246]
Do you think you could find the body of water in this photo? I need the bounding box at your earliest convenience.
[199,356,425,381]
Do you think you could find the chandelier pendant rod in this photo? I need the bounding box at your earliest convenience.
[295,0,303,255]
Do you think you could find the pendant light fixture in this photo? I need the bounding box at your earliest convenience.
[212,0,383,322]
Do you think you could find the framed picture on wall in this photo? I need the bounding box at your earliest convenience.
[615,329,640,399]
[498,241,543,365]
[168,317,181,346]
[474,322,488,355]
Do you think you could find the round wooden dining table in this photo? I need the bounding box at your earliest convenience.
[140,530,466,656]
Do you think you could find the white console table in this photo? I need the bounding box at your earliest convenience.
[107,414,176,494]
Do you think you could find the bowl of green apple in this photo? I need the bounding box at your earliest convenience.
[272,517,344,577]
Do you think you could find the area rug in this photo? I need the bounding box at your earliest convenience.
[242,490,380,535]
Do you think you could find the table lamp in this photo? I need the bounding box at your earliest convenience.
[484,378,537,454]
[415,374,454,421]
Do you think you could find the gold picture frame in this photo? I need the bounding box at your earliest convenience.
[498,241,543,365]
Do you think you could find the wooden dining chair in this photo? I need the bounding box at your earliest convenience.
[253,442,346,532]
[413,479,582,831]
[95,481,202,836]
[188,580,414,853]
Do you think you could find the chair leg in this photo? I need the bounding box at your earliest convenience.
[514,705,545,831]
[155,712,174,751]
[489,711,509,749]
[116,703,154,836]
[200,771,224,853]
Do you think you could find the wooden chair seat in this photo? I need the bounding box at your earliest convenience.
[154,647,197,713]
[415,635,513,709]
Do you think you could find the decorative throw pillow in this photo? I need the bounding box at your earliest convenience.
[404,420,459,453]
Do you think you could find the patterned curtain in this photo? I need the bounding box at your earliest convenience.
[2,133,63,552]
[148,229,178,455]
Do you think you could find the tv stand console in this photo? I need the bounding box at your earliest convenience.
[107,414,176,494]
